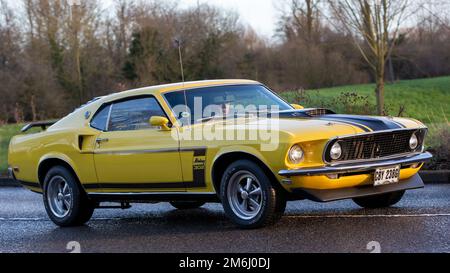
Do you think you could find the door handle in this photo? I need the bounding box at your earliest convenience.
[96,138,109,144]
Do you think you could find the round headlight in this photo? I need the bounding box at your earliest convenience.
[288,145,304,164]
[409,133,418,150]
[330,142,342,160]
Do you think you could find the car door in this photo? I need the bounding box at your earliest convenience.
[92,96,184,192]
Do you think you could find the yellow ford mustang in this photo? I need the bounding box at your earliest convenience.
[8,80,432,228]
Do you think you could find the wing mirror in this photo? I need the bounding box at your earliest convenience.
[291,104,304,110]
[150,116,171,131]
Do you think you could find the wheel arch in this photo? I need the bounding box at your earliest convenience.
[211,151,284,195]
[37,155,85,192]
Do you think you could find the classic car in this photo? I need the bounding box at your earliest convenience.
[8,79,432,228]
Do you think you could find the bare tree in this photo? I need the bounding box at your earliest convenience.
[329,0,410,115]
[279,0,322,44]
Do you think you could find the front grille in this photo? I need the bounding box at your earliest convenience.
[324,129,427,163]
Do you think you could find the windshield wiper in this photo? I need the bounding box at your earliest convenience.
[197,113,261,123]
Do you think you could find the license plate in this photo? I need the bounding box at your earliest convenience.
[374,165,400,186]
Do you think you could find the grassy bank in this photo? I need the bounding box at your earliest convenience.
[281,76,450,124]
[0,124,23,175]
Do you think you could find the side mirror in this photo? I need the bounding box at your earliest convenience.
[150,116,170,131]
[291,104,304,110]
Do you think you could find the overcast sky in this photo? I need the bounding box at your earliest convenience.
[101,0,281,38]
[5,0,282,38]
[179,0,280,38]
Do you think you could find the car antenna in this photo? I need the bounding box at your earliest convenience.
[174,38,189,120]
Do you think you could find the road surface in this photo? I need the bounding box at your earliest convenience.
[0,185,449,253]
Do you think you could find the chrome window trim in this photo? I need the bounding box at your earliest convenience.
[88,95,171,132]
[105,104,113,131]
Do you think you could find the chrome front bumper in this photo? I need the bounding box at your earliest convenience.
[279,152,432,177]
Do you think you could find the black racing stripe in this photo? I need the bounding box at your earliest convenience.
[390,119,407,128]
[318,117,371,132]
[323,114,403,131]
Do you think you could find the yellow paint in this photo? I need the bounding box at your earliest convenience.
[8,80,427,195]
[291,104,304,109]
[150,116,170,131]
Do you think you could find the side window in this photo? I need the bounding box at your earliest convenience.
[108,97,167,132]
[90,104,111,131]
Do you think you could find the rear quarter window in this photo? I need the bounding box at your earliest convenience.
[90,105,111,131]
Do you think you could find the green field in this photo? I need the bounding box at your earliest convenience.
[0,124,23,175]
[1,76,449,175]
[281,76,450,124]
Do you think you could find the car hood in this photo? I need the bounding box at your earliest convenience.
[194,109,424,142]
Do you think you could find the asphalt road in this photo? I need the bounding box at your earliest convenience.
[0,185,449,253]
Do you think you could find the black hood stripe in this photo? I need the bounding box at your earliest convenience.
[277,110,406,132]
[321,114,404,131]
[390,119,407,128]
[318,117,372,132]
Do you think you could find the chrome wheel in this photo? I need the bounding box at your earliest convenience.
[227,170,263,220]
[47,176,72,218]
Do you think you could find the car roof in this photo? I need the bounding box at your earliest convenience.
[97,79,260,104]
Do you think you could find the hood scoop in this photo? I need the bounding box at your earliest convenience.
[278,108,336,118]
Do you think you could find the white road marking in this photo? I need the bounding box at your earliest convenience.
[0,217,122,221]
[284,213,450,218]
[1,213,450,221]
[0,217,47,221]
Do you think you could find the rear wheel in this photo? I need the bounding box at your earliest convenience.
[43,166,95,227]
[352,190,405,208]
[170,201,205,210]
[220,160,286,229]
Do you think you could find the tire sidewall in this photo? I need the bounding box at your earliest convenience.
[220,160,275,228]
[43,166,83,226]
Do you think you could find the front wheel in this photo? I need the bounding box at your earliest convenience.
[43,166,95,227]
[220,160,286,229]
[352,190,405,208]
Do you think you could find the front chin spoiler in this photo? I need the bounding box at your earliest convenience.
[279,152,432,177]
[291,174,424,202]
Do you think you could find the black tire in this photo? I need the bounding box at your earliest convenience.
[43,166,95,227]
[170,201,205,210]
[220,160,286,229]
[352,190,405,209]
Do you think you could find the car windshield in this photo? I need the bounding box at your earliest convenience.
[164,84,292,125]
